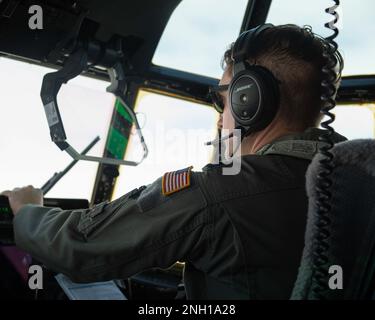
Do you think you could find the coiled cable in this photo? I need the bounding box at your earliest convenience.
[311,0,342,299]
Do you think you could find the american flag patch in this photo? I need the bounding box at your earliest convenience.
[162,166,193,196]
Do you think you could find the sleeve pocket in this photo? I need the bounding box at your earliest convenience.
[77,201,110,238]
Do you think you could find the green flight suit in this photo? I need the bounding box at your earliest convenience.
[13,128,347,299]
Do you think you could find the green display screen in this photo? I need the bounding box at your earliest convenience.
[0,206,10,214]
[0,196,13,221]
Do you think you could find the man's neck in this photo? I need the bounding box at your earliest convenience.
[241,122,302,156]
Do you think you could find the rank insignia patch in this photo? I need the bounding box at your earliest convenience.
[162,166,193,196]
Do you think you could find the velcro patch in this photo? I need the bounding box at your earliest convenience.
[162,166,193,196]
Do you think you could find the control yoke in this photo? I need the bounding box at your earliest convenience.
[40,43,148,166]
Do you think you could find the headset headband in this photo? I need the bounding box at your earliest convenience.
[231,23,274,63]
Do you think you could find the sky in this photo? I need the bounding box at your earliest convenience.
[266,0,375,76]
[0,0,374,200]
[154,0,375,77]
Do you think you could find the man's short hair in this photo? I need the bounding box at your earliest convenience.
[223,24,343,130]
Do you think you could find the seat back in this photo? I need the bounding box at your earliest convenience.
[292,139,375,299]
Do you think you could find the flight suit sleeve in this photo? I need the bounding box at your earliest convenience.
[13,175,211,283]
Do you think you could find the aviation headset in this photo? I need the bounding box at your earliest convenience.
[228,23,280,137]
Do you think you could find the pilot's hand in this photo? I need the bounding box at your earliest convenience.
[1,186,43,215]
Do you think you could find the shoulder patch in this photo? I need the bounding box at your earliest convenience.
[162,166,193,196]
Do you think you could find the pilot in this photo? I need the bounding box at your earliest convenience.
[2,24,347,299]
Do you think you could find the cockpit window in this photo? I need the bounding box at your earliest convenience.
[266,0,375,76]
[113,90,219,199]
[152,0,249,79]
[331,104,375,139]
[0,58,114,199]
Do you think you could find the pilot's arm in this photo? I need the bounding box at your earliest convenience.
[3,170,211,283]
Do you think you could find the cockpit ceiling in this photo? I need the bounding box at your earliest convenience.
[0,0,182,72]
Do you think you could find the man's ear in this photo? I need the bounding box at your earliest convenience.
[217,115,223,130]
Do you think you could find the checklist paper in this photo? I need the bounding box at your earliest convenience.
[55,273,127,300]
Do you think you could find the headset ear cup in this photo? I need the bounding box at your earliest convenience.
[229,65,280,134]
[252,66,280,130]
[229,70,261,125]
